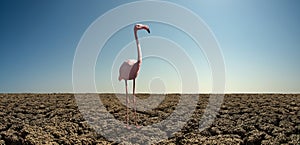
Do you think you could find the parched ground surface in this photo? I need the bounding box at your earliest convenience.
[0,94,299,144]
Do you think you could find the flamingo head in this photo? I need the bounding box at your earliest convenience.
[134,24,150,33]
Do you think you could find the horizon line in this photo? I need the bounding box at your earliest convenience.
[0,92,299,95]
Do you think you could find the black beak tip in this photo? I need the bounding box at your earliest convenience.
[147,29,150,33]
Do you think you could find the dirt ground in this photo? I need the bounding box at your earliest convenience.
[0,93,299,144]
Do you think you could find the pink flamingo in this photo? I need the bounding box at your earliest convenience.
[118,24,150,129]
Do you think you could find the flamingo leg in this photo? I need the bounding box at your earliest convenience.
[133,79,140,128]
[125,80,130,129]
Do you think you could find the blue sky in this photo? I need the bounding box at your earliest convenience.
[0,0,299,93]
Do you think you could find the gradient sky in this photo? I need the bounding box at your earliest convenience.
[0,0,299,93]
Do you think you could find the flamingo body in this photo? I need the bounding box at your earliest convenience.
[118,59,141,81]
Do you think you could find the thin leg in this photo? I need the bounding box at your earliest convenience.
[125,80,130,129]
[133,79,140,128]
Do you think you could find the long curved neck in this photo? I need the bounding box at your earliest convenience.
[134,30,142,63]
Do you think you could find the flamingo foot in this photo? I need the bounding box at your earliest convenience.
[125,125,131,130]
[135,125,141,129]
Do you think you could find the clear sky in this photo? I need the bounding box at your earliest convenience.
[0,0,299,93]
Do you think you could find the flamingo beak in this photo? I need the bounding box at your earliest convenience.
[146,28,150,33]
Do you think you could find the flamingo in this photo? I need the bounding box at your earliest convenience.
[118,24,150,129]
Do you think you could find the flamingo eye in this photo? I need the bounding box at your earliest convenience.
[136,24,142,28]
